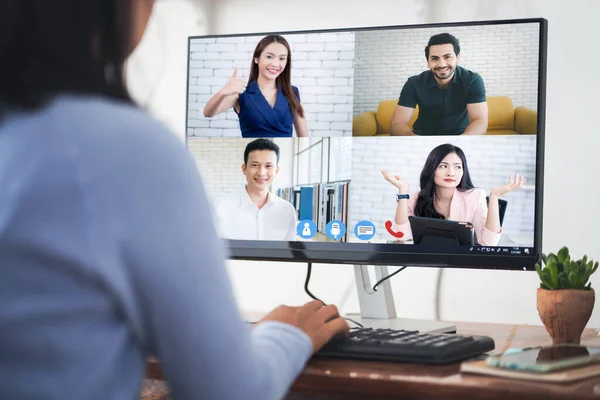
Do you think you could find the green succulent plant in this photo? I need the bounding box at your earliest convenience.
[535,246,598,290]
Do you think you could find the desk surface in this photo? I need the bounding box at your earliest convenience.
[144,321,600,400]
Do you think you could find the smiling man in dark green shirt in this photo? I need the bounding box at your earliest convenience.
[390,33,488,136]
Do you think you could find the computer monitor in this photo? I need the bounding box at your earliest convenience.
[185,18,547,332]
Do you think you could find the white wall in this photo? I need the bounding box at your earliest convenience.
[187,32,355,137]
[353,23,539,115]
[126,0,207,137]
[130,0,600,329]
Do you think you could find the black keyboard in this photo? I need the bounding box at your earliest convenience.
[315,327,495,364]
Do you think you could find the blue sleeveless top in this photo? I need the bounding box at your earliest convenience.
[236,80,300,138]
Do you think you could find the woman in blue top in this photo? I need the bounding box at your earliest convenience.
[204,35,309,138]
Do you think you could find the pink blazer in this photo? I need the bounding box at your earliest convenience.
[395,188,501,246]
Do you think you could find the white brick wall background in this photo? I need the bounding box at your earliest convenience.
[187,138,248,205]
[353,22,540,115]
[187,32,355,138]
[349,135,537,247]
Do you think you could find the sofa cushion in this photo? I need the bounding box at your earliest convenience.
[514,106,537,134]
[352,111,377,136]
[375,100,397,135]
[376,100,420,134]
[487,96,514,131]
[352,95,536,136]
[485,129,518,135]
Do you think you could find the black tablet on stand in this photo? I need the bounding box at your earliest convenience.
[408,216,475,248]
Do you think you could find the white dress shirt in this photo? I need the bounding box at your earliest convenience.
[215,188,298,240]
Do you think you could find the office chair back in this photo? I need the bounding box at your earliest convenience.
[486,196,508,227]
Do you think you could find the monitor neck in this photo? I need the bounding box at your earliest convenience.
[348,265,456,333]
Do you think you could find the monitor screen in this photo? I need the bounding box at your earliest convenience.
[185,18,547,270]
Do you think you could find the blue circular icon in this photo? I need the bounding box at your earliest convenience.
[325,220,346,241]
[297,219,317,239]
[354,220,376,241]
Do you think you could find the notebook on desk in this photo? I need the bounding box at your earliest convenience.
[461,359,600,383]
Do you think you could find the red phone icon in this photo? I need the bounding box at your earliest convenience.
[385,220,404,238]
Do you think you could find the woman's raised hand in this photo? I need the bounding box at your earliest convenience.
[490,174,526,198]
[381,170,408,193]
[220,67,247,96]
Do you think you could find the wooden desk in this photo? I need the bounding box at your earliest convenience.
[144,322,600,400]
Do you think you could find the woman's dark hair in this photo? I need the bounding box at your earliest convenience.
[414,143,475,219]
[248,35,304,118]
[0,0,135,110]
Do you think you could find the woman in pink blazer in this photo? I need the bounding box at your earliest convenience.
[382,143,524,246]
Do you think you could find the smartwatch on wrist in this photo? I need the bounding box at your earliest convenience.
[396,193,409,201]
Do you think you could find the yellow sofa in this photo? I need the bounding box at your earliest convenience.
[352,96,537,136]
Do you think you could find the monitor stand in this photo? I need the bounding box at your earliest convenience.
[343,265,456,333]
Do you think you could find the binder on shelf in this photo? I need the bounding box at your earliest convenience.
[293,189,301,216]
[298,186,315,221]
[327,188,335,224]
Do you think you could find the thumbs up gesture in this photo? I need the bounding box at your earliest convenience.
[221,67,247,96]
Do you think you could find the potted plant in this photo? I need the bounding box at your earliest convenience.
[535,246,598,344]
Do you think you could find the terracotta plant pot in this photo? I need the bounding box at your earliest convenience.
[537,288,595,344]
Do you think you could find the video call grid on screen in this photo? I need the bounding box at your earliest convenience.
[186,19,542,139]
[188,135,536,249]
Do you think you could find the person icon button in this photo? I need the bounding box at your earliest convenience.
[302,223,312,236]
[296,219,317,239]
[325,220,346,241]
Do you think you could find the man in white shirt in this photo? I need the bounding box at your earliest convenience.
[215,139,298,241]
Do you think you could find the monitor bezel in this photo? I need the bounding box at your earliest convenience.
[186,18,548,271]
[226,240,538,269]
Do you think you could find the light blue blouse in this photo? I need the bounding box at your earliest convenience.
[0,95,312,400]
